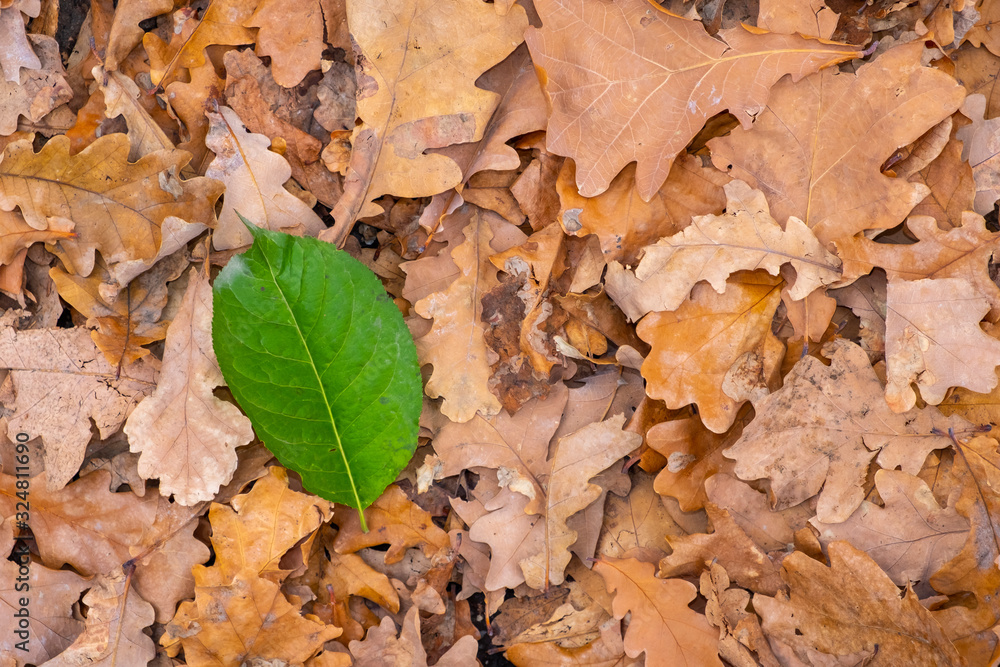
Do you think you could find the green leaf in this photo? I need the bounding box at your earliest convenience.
[212,216,422,530]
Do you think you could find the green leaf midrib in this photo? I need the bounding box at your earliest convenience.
[257,241,364,523]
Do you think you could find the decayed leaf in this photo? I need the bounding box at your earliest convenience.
[164,568,341,667]
[606,181,840,322]
[724,339,966,522]
[637,272,783,434]
[43,567,156,667]
[349,606,479,667]
[327,0,527,241]
[594,557,722,667]
[0,133,221,277]
[414,206,526,422]
[958,93,1000,215]
[245,0,323,87]
[557,155,729,265]
[124,265,254,505]
[0,35,72,135]
[525,0,860,201]
[0,520,90,664]
[205,106,325,250]
[710,42,966,244]
[811,469,968,585]
[754,542,962,665]
[0,328,156,490]
[0,470,209,623]
[834,213,1000,319]
[884,277,1000,412]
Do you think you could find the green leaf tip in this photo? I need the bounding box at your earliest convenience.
[211,221,422,532]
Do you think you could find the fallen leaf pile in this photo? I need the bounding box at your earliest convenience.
[5,0,1000,665]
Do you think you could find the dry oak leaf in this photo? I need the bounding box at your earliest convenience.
[42,567,155,667]
[659,503,786,596]
[754,542,963,666]
[710,41,966,245]
[723,339,966,522]
[0,35,72,136]
[94,64,175,162]
[50,250,186,368]
[464,483,545,591]
[811,469,968,585]
[757,0,839,38]
[124,265,254,505]
[521,414,642,589]
[557,154,729,266]
[506,617,635,667]
[829,271,887,358]
[0,208,72,265]
[905,118,977,229]
[205,105,325,250]
[606,181,841,322]
[103,0,173,70]
[700,562,781,667]
[349,606,480,667]
[953,43,1000,120]
[332,483,451,565]
[245,0,323,88]
[704,473,795,554]
[966,4,1000,59]
[593,557,722,667]
[834,213,1000,320]
[0,520,90,665]
[596,468,680,563]
[195,466,332,587]
[958,93,1000,215]
[884,277,1000,412]
[163,568,341,667]
[414,206,527,422]
[0,470,209,623]
[0,133,222,277]
[524,0,861,201]
[637,272,784,434]
[0,327,156,491]
[0,0,40,82]
[327,0,528,242]
[322,550,401,614]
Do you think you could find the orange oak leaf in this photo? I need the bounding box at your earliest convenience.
[525,0,861,201]
[123,265,254,505]
[754,542,962,665]
[906,119,977,228]
[0,470,209,623]
[593,557,722,667]
[327,0,528,243]
[710,42,966,244]
[413,206,526,422]
[322,549,401,614]
[606,181,840,322]
[884,277,1000,412]
[43,567,156,667]
[811,469,968,585]
[103,0,173,70]
[596,469,680,563]
[724,339,967,522]
[205,106,325,250]
[245,0,323,88]
[0,208,73,265]
[637,272,784,434]
[164,568,341,667]
[0,328,156,490]
[0,133,221,277]
[704,474,795,554]
[0,35,72,135]
[557,154,729,265]
[966,5,1000,59]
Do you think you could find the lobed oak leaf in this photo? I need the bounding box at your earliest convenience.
[124,265,254,505]
[164,58,222,174]
[0,133,221,277]
[0,208,73,265]
[506,617,635,667]
[724,339,966,522]
[905,118,977,228]
[637,272,784,434]
[164,568,341,667]
[103,0,173,70]
[0,0,40,82]
[327,0,528,242]
[205,106,325,250]
[42,567,156,667]
[0,328,156,490]
[958,93,1000,216]
[322,550,401,614]
[757,0,838,38]
[466,484,545,592]
[754,542,962,665]
[596,469,679,562]
[0,35,72,136]
[700,562,781,667]
[245,0,323,88]
[811,469,968,585]
[966,4,1000,59]
[349,606,479,667]
[710,42,966,245]
[0,470,209,622]
[953,44,1000,120]
[829,271,887,359]
[0,520,90,664]
[704,474,795,554]
[884,277,1000,412]
[94,65,175,161]
[525,0,860,201]
[606,181,840,322]
[593,557,722,667]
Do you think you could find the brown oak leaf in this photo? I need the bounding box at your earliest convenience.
[349,606,479,667]
[245,0,323,88]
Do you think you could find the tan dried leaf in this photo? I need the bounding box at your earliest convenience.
[245,0,323,87]
[349,607,479,667]
[0,35,72,135]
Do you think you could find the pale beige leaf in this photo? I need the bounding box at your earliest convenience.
[95,64,174,161]
[0,35,71,135]
[0,0,40,82]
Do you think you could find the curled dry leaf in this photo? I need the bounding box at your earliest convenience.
[124,265,254,505]
[525,0,861,201]
[710,42,966,244]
